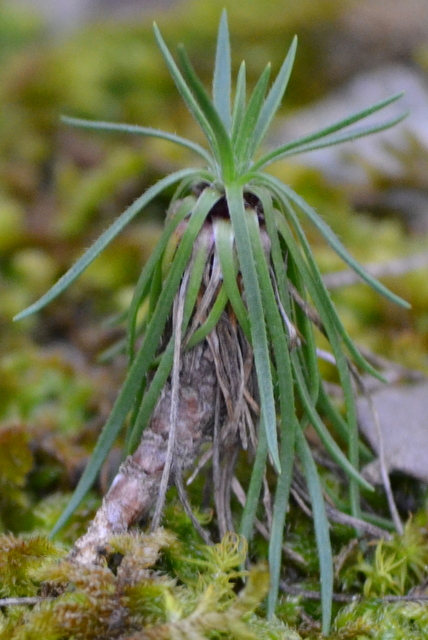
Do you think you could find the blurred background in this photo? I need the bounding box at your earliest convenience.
[0,0,427,534]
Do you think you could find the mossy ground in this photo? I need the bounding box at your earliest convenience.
[1,1,428,637]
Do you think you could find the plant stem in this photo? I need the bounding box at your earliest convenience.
[69,340,218,566]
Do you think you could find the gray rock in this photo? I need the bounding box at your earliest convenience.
[357,380,428,484]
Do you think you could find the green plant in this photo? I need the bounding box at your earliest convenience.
[14,10,408,634]
[340,520,428,598]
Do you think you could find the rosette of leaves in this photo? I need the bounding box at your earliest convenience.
[15,10,408,634]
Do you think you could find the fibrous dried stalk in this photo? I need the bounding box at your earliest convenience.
[70,339,218,566]
[70,297,258,566]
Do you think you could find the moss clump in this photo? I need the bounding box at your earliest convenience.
[332,601,428,640]
[0,535,64,598]
[337,520,428,599]
[0,530,299,640]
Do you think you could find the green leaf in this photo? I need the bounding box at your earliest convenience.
[246,210,296,616]
[225,182,280,472]
[240,416,268,542]
[296,427,333,635]
[128,241,207,454]
[231,62,246,143]
[291,353,372,491]
[263,112,409,165]
[183,240,211,322]
[234,64,271,171]
[250,186,290,314]
[257,172,410,309]
[253,178,374,519]
[273,199,381,380]
[185,285,228,348]
[61,115,213,166]
[14,168,201,322]
[267,194,369,515]
[287,257,320,401]
[253,92,405,170]
[213,9,231,132]
[177,45,235,181]
[251,35,297,154]
[213,218,251,340]
[153,23,220,168]
[127,195,195,360]
[126,338,174,454]
[267,416,297,618]
[317,383,372,461]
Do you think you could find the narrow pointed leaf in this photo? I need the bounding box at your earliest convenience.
[252,35,297,152]
[317,383,372,460]
[213,9,231,132]
[234,64,271,170]
[61,115,213,165]
[285,182,410,309]
[127,195,196,360]
[246,211,296,615]
[128,242,207,453]
[214,218,251,340]
[240,417,268,542]
[226,182,280,472]
[231,61,247,143]
[183,239,211,322]
[185,285,228,348]
[255,172,410,309]
[268,416,296,617]
[14,168,200,322]
[153,23,220,166]
[296,428,333,635]
[291,353,372,490]
[265,191,370,515]
[253,92,405,170]
[178,45,235,180]
[287,257,320,401]
[271,196,383,379]
[258,112,408,167]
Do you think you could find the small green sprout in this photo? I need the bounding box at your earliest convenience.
[14,10,408,634]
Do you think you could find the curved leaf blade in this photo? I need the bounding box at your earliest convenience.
[225,182,280,472]
[14,168,200,321]
[231,61,247,143]
[296,428,333,635]
[61,115,213,165]
[127,196,196,360]
[213,9,231,132]
[213,218,251,340]
[256,172,410,308]
[178,45,235,181]
[153,23,220,166]
[254,92,405,170]
[234,64,271,170]
[252,35,297,153]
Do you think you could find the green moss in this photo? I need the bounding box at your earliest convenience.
[332,601,428,640]
[338,521,428,599]
[0,535,64,598]
[2,508,428,638]
[0,531,286,640]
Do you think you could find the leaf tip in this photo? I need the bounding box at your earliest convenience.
[13,308,31,322]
